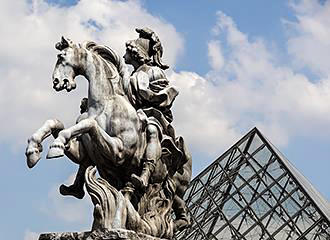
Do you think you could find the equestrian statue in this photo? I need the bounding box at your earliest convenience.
[25,28,192,239]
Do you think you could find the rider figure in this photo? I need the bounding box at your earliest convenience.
[123,28,179,189]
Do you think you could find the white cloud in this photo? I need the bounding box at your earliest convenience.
[24,230,39,240]
[286,0,330,75]
[41,173,93,225]
[0,0,183,147]
[170,9,330,157]
[170,70,240,156]
[208,40,224,71]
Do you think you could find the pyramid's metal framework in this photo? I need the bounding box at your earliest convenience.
[175,128,330,240]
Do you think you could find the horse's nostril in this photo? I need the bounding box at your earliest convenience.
[63,79,69,88]
[53,78,59,85]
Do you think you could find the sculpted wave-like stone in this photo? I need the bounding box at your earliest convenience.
[85,166,174,238]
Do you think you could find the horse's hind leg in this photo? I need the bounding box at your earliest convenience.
[47,118,123,160]
[26,119,64,168]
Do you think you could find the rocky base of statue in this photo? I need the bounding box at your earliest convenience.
[38,228,165,240]
[84,166,174,239]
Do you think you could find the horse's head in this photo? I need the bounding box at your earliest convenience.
[52,36,79,92]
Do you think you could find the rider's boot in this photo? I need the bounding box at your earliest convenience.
[60,183,85,199]
[131,161,155,190]
[59,165,86,199]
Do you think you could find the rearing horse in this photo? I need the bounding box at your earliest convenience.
[27,36,147,188]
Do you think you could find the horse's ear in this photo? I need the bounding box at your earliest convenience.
[55,36,69,50]
[61,36,70,47]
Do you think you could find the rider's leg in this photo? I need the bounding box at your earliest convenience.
[59,138,91,199]
[60,163,88,199]
[131,124,161,189]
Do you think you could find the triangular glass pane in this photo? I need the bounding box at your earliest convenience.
[229,148,243,167]
[251,196,271,219]
[193,229,204,240]
[183,183,195,202]
[245,224,263,240]
[223,198,242,220]
[211,214,226,235]
[232,193,246,209]
[282,194,301,217]
[199,170,211,185]
[290,189,305,208]
[270,184,285,201]
[305,224,321,239]
[304,202,321,222]
[240,184,255,203]
[263,207,285,235]
[233,175,245,189]
[218,154,230,169]
[253,179,268,196]
[209,164,223,187]
[195,206,205,221]
[208,163,220,180]
[247,157,261,173]
[248,133,264,154]
[200,216,214,233]
[251,145,272,167]
[267,159,285,180]
[239,165,255,182]
[295,210,316,234]
[238,135,250,152]
[234,210,250,234]
[214,224,231,240]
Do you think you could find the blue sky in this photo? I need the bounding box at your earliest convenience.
[1,0,330,239]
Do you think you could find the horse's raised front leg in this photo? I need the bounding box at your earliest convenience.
[26,119,64,168]
[47,118,124,160]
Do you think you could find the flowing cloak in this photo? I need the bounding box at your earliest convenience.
[124,64,189,172]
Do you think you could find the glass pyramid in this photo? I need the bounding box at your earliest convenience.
[175,128,330,240]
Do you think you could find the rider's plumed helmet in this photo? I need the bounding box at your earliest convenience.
[125,28,169,70]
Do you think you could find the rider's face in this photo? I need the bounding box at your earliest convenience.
[123,49,133,65]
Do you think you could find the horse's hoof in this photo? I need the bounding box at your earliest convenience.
[60,184,85,199]
[26,148,41,168]
[47,145,64,159]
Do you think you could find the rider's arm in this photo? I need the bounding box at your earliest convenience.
[135,70,150,91]
[135,68,178,106]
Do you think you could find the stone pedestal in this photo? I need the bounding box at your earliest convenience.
[39,228,166,240]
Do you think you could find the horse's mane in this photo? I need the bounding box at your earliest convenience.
[82,41,129,82]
